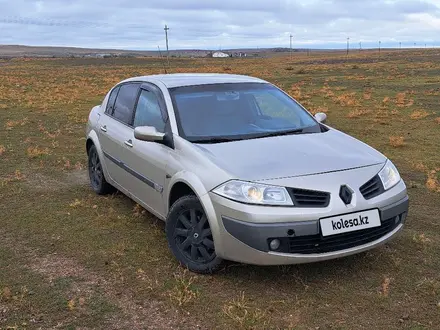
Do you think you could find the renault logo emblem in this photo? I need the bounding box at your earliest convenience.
[339,185,353,205]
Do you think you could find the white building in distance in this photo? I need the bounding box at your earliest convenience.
[212,51,230,58]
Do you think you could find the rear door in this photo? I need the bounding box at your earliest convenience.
[122,84,171,217]
[98,82,141,191]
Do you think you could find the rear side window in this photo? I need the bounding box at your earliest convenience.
[105,86,120,114]
[113,83,140,124]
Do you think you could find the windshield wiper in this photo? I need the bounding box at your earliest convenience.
[251,128,305,139]
[192,137,238,144]
[191,128,307,144]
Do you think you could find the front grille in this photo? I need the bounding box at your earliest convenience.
[359,175,384,200]
[271,215,401,254]
[287,188,330,208]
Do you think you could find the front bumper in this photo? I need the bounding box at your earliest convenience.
[201,179,408,265]
[223,196,408,254]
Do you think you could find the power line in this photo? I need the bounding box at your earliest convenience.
[0,15,163,31]
[0,16,103,28]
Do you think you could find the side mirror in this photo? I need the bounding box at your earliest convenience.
[314,112,327,124]
[134,126,165,142]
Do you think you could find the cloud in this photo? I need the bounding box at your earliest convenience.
[0,0,439,49]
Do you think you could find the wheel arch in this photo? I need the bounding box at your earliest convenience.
[86,138,94,155]
[168,182,196,210]
[85,130,110,180]
[166,172,209,212]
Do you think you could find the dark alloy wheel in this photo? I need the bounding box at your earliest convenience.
[87,145,114,195]
[174,208,215,263]
[166,195,223,273]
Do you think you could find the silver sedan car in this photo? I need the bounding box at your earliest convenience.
[86,73,409,273]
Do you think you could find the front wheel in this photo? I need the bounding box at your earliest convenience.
[166,195,224,274]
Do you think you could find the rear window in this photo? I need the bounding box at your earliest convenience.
[105,86,120,114]
[112,83,140,125]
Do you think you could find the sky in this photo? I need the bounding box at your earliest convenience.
[0,0,440,50]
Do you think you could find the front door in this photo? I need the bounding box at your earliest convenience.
[122,85,171,218]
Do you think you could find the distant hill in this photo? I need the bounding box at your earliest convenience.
[0,45,221,58]
[0,45,155,58]
[0,44,355,59]
[0,44,325,59]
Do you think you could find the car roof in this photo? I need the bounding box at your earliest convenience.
[120,73,267,88]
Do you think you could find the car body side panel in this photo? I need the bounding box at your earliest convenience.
[86,106,114,182]
[164,136,233,197]
[163,136,233,251]
[165,171,210,211]
[123,136,170,218]
[97,115,135,189]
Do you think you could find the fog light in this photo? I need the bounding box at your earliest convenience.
[269,239,280,251]
[401,213,407,223]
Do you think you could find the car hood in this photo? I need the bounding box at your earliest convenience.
[194,129,386,181]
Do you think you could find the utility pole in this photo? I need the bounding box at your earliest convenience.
[399,42,402,49]
[164,25,170,64]
[379,40,381,54]
[346,37,350,55]
[289,34,293,61]
[359,41,362,51]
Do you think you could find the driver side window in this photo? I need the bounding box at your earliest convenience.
[133,89,166,132]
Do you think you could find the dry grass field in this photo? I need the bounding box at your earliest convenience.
[1,50,440,329]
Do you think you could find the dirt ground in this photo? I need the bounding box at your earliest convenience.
[1,50,439,329]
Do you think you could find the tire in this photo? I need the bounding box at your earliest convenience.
[87,145,115,195]
[166,195,224,274]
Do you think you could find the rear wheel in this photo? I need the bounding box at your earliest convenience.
[88,145,114,195]
[166,195,223,274]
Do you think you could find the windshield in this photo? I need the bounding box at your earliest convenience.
[169,82,321,143]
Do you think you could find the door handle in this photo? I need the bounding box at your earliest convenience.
[124,139,133,148]
[100,125,107,132]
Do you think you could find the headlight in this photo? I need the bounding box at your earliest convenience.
[379,160,401,190]
[212,180,293,206]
